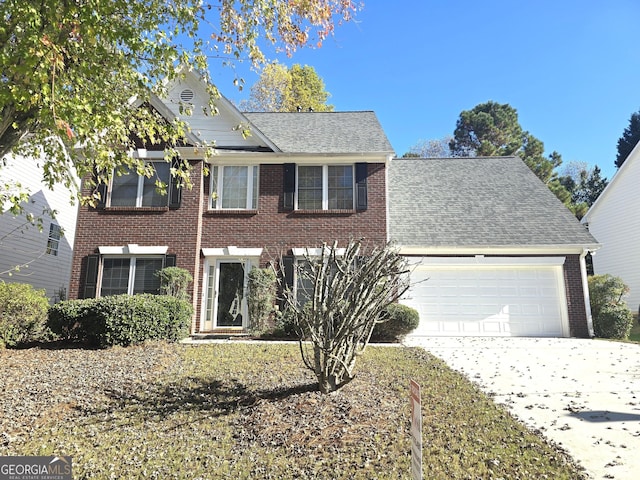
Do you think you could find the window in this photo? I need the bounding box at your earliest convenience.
[46,224,62,256]
[295,259,314,305]
[291,247,346,304]
[101,257,163,296]
[109,162,170,207]
[297,165,354,210]
[210,165,259,209]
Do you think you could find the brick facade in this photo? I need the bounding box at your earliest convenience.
[563,254,590,338]
[68,160,388,331]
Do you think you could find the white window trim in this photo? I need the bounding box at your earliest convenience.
[200,247,263,331]
[209,165,259,210]
[292,247,346,257]
[295,164,355,210]
[99,245,168,255]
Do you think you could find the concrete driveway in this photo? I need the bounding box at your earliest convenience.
[404,336,640,480]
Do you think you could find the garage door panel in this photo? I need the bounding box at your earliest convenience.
[404,263,568,337]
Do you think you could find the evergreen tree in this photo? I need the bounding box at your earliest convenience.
[615,109,640,168]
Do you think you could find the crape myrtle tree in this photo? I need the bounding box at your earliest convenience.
[0,0,360,212]
[277,239,410,394]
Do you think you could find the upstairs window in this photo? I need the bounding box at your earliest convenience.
[46,224,62,256]
[109,162,170,207]
[210,165,259,210]
[297,165,354,210]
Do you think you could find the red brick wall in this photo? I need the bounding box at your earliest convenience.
[69,161,205,302]
[563,254,590,338]
[199,163,387,257]
[69,161,388,331]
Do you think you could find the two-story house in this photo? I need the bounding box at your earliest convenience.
[69,70,599,338]
[68,70,393,334]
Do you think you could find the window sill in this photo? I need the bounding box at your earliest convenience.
[204,209,259,216]
[290,209,357,215]
[101,206,169,213]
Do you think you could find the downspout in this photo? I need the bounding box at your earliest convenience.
[385,154,393,243]
[580,248,595,338]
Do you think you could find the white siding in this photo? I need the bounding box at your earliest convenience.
[0,154,78,302]
[585,149,640,312]
[163,76,267,148]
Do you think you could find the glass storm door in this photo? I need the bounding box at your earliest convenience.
[215,261,245,327]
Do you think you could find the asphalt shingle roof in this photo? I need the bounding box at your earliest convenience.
[244,111,394,154]
[388,156,599,248]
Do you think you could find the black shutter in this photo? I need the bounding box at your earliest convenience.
[164,254,177,268]
[83,254,100,298]
[355,162,368,210]
[283,163,296,211]
[96,182,107,209]
[278,255,295,309]
[169,159,182,209]
[283,256,294,290]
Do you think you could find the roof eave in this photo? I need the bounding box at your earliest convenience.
[396,244,601,256]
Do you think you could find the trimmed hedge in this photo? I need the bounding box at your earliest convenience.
[588,274,634,340]
[372,303,420,342]
[47,294,192,347]
[0,282,50,348]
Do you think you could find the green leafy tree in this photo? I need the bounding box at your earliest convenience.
[241,62,334,112]
[1,0,358,211]
[615,109,640,168]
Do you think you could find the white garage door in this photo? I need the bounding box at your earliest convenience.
[402,257,569,337]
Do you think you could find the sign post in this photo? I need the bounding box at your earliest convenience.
[410,380,422,480]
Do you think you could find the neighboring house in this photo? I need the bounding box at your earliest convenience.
[0,153,78,301]
[389,157,600,338]
[68,70,393,334]
[582,142,640,313]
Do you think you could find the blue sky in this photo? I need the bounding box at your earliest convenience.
[208,0,640,181]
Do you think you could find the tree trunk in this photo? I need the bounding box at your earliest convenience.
[1,105,37,158]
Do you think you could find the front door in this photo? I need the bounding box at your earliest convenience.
[215,261,245,327]
[203,260,247,330]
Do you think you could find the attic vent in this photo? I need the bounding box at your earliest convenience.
[180,88,194,102]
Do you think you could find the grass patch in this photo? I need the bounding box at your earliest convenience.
[3,343,585,479]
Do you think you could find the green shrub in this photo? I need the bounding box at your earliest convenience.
[371,303,420,342]
[0,282,50,348]
[588,274,634,339]
[156,267,193,302]
[269,304,311,339]
[47,298,94,341]
[595,303,634,339]
[151,295,193,341]
[47,294,193,347]
[247,267,277,335]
